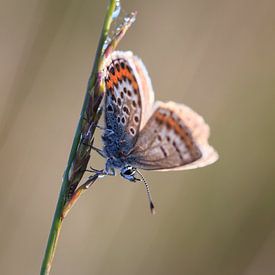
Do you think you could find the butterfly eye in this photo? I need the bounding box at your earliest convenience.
[123,167,134,176]
[120,166,137,182]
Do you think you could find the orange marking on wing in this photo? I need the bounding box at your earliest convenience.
[120,68,127,77]
[130,76,138,90]
[155,112,165,124]
[106,79,113,90]
[119,67,138,90]
[155,112,194,151]
[168,118,193,148]
[115,69,122,81]
[110,74,118,86]
[123,69,131,80]
[166,118,191,147]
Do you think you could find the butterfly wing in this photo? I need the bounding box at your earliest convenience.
[102,51,154,156]
[130,54,155,129]
[129,101,218,171]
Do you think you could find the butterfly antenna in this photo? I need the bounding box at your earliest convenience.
[135,170,156,215]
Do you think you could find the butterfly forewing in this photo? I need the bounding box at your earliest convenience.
[130,54,154,129]
[103,52,143,157]
[129,101,218,171]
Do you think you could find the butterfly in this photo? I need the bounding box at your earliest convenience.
[92,51,218,214]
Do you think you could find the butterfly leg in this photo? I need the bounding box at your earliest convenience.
[95,125,106,131]
[104,159,116,176]
[91,145,106,158]
[82,117,114,135]
[81,135,106,158]
[105,167,115,176]
[82,173,100,189]
[83,119,114,135]
[86,166,103,173]
[92,124,115,138]
[85,168,108,182]
[86,165,115,177]
[95,125,114,136]
[102,128,114,137]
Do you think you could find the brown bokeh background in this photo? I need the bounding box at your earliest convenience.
[0,0,275,274]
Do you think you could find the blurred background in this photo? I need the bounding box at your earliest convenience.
[0,0,275,274]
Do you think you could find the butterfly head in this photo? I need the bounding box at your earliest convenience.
[120,165,139,182]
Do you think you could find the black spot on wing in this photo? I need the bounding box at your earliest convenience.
[160,146,168,157]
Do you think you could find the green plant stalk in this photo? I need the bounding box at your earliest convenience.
[40,1,117,274]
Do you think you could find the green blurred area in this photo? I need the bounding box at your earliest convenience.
[0,0,275,274]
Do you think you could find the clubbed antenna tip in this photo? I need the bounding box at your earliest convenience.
[135,169,156,215]
[150,202,156,215]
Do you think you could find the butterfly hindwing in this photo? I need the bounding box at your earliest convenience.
[129,101,218,171]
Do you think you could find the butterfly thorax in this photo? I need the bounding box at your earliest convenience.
[102,128,135,169]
